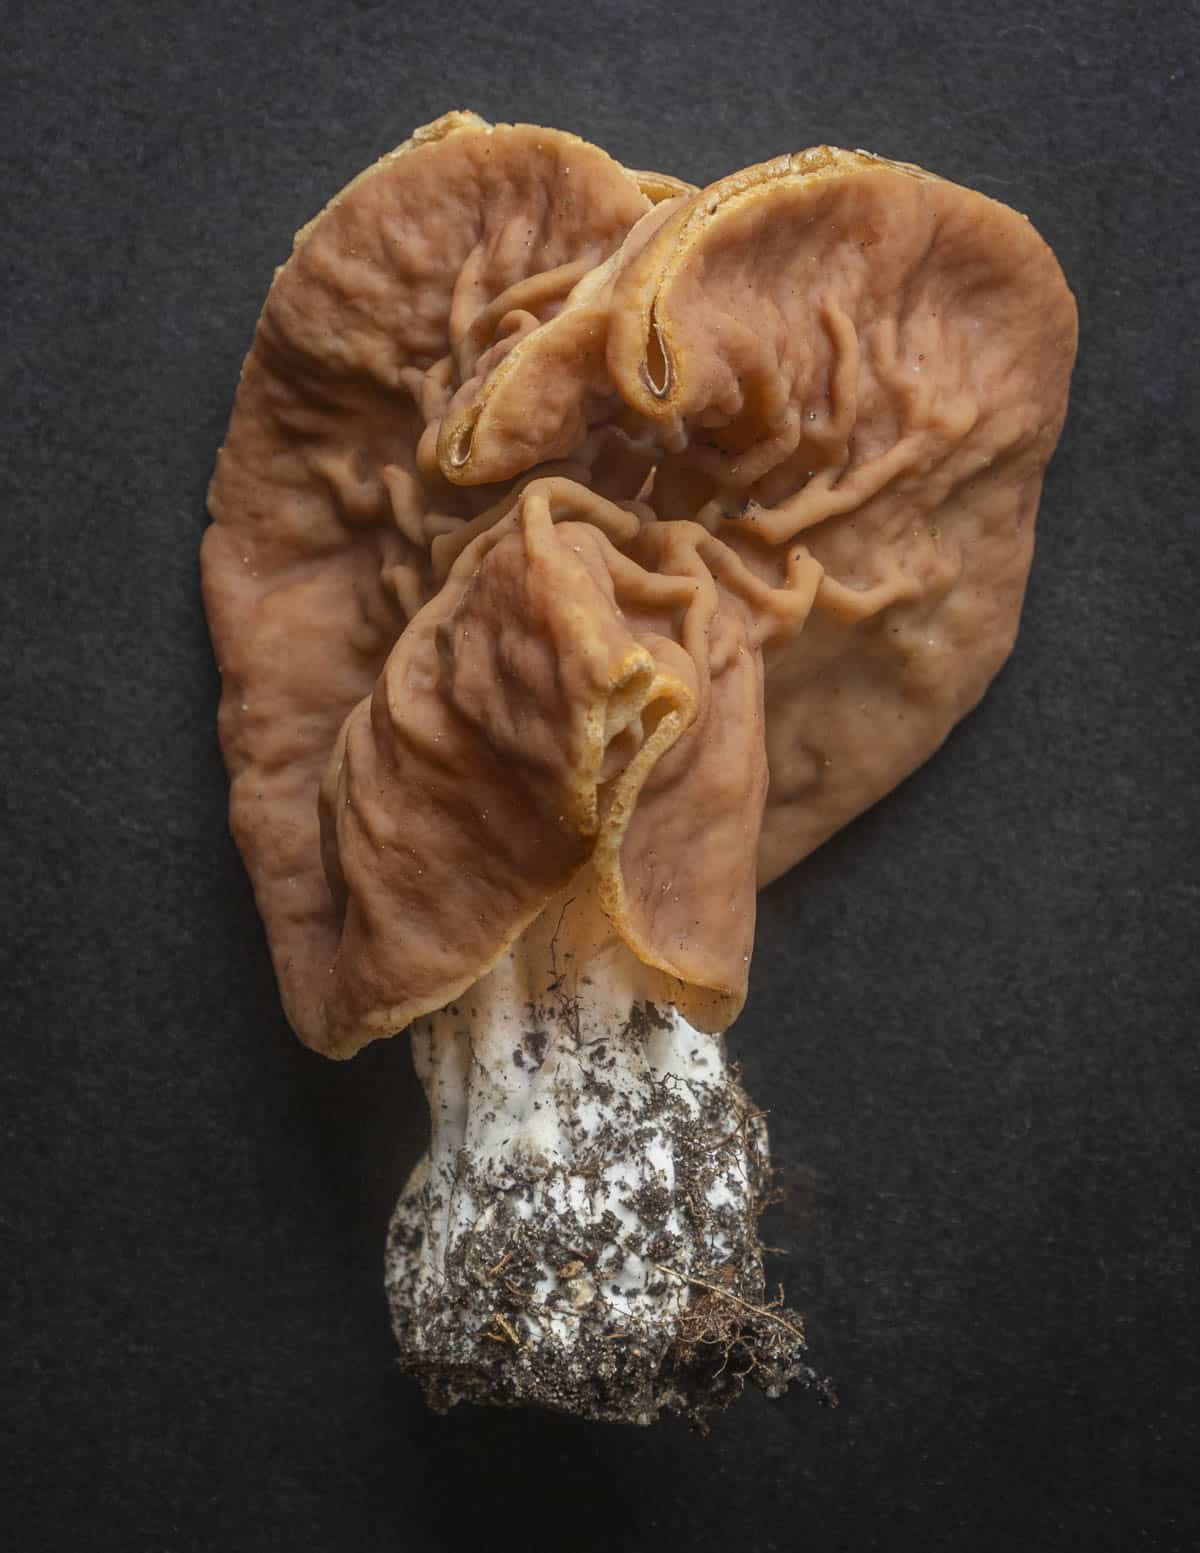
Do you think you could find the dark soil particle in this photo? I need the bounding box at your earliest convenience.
[387,1003,833,1429]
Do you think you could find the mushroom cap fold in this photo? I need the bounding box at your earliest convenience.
[601,148,1077,880]
[320,478,765,1054]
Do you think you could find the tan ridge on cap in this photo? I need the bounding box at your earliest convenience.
[627,167,699,204]
[435,198,684,487]
[608,147,893,422]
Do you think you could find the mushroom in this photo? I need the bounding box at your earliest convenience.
[203,117,1076,1426]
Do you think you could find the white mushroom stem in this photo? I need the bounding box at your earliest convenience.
[385,869,816,1426]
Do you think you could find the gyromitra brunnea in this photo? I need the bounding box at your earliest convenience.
[203,113,1076,1425]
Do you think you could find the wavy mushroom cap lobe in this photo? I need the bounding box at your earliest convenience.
[602,148,1077,881]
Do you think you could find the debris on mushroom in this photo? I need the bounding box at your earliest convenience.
[203,113,1077,1426]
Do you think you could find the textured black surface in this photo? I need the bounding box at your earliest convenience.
[3,1,1198,1548]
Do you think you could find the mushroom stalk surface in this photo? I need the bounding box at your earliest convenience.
[385,873,816,1425]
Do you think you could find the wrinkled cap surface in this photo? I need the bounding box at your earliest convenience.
[601,147,1079,878]
[203,118,1076,1057]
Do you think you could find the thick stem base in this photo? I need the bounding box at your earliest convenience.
[385,882,822,1426]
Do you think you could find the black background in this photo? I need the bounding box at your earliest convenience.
[5,1,1198,1548]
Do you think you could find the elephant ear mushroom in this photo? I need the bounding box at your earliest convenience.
[201,114,653,1051]
[202,121,1076,1425]
[604,147,1078,880]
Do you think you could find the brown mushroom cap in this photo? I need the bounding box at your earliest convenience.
[204,122,1076,1059]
